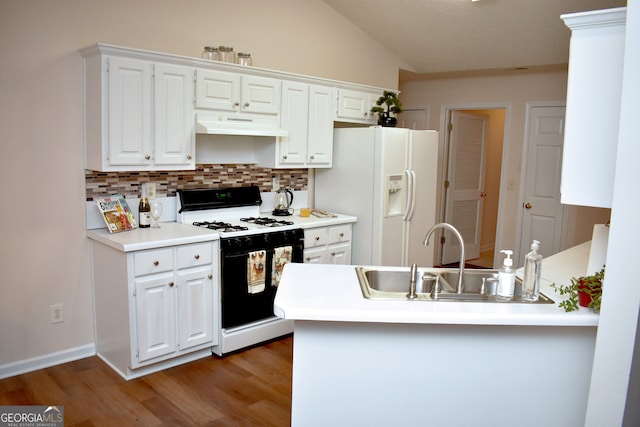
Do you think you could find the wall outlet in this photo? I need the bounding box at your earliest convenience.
[50,304,63,324]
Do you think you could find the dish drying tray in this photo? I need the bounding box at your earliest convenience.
[310,209,337,218]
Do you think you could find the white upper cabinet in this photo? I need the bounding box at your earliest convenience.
[81,43,394,171]
[154,63,196,167]
[336,88,380,124]
[105,56,154,167]
[82,45,195,171]
[195,69,281,115]
[257,82,334,168]
[560,7,626,208]
[307,84,335,166]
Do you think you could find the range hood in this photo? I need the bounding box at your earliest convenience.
[195,113,288,137]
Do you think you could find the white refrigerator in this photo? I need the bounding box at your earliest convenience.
[315,126,439,267]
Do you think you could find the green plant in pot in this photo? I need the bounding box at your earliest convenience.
[371,90,403,127]
[550,266,605,312]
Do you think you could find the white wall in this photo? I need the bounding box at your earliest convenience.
[0,0,409,369]
[399,72,610,256]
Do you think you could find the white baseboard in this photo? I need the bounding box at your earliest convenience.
[0,343,96,380]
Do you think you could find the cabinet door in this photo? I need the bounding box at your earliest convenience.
[279,81,309,166]
[336,88,378,123]
[241,75,281,115]
[154,63,195,167]
[135,273,177,363]
[304,246,327,264]
[107,56,153,166]
[176,266,214,351]
[307,85,334,167]
[328,242,351,265]
[195,69,241,111]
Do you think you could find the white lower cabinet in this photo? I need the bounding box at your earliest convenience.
[91,239,219,380]
[304,224,352,264]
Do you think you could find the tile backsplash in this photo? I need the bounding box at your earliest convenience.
[85,164,308,201]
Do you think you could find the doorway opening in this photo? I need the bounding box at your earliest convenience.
[436,106,507,269]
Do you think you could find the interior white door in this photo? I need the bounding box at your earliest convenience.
[399,109,428,130]
[442,111,488,265]
[519,105,566,265]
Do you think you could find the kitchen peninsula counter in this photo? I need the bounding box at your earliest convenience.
[275,242,599,427]
[275,242,599,327]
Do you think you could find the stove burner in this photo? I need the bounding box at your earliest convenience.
[192,221,249,232]
[240,217,294,227]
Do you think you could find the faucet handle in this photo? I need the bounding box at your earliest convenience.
[430,276,441,298]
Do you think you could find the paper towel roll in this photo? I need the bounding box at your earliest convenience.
[587,224,609,275]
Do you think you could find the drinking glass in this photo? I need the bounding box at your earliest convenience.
[150,202,163,228]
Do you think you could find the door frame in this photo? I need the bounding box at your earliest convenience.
[516,101,569,266]
[436,103,511,267]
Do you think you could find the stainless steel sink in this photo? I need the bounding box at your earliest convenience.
[356,266,554,304]
[356,266,452,300]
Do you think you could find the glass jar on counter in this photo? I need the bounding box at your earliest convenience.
[201,46,219,61]
[217,46,235,63]
[236,52,252,66]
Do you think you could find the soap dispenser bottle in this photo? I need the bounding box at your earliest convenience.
[496,250,515,301]
[522,240,542,302]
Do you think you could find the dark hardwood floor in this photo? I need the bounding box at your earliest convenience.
[0,336,293,426]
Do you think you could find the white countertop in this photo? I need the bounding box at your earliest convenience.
[274,241,599,327]
[86,222,220,252]
[86,212,357,252]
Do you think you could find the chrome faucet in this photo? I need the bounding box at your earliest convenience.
[424,223,466,294]
[407,263,418,300]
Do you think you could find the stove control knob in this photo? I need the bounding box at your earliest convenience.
[228,238,243,248]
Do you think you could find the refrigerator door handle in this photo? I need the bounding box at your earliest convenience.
[404,169,416,221]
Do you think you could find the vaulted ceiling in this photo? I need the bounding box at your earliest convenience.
[322,0,626,79]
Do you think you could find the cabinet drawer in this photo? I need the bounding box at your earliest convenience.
[304,227,328,247]
[177,242,213,269]
[329,225,351,244]
[134,248,174,277]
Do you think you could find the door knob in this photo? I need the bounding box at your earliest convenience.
[524,202,532,209]
[480,192,487,198]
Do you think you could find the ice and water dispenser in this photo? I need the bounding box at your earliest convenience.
[384,174,405,217]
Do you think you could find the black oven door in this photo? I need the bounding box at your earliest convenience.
[220,229,303,329]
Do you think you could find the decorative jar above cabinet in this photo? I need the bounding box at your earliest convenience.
[560,7,626,208]
[81,44,196,172]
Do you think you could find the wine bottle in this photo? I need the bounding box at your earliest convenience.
[139,184,151,228]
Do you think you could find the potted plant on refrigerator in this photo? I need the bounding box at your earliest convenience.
[371,90,403,127]
[551,266,605,312]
